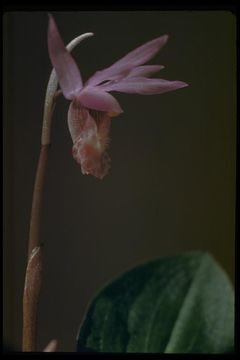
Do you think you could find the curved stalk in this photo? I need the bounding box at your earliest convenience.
[22,32,94,351]
[41,32,94,146]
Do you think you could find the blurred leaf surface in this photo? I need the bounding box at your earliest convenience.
[77,251,234,353]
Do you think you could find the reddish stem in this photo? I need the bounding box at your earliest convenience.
[28,145,49,257]
[22,145,49,351]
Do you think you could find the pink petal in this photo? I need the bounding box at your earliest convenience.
[113,36,168,68]
[48,15,83,100]
[96,65,164,87]
[126,65,165,78]
[100,77,188,95]
[86,35,168,86]
[67,100,90,142]
[77,87,123,114]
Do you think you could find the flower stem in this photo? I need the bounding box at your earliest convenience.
[22,32,94,351]
[28,146,49,257]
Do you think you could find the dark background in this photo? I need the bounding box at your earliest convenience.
[3,11,236,352]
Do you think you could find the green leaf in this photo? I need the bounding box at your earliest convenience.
[76,251,234,353]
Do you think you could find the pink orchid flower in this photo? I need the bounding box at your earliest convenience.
[48,15,188,179]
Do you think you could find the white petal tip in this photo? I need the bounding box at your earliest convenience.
[162,34,169,42]
[179,82,189,88]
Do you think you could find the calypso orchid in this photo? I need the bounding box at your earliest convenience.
[48,15,188,179]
